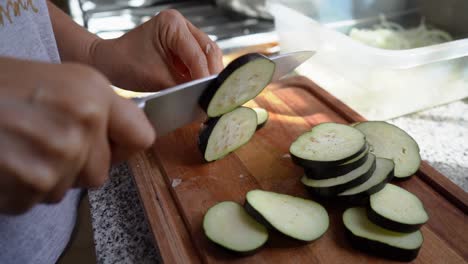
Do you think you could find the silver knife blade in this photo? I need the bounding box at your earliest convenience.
[136,50,315,136]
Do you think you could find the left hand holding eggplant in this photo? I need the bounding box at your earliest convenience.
[88,9,224,92]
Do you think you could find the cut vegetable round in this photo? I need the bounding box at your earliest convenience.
[343,207,423,262]
[355,121,421,179]
[199,107,257,162]
[199,53,275,117]
[290,123,367,168]
[301,153,376,197]
[245,190,329,242]
[203,201,268,253]
[338,158,394,202]
[251,107,269,129]
[305,144,369,179]
[368,184,429,233]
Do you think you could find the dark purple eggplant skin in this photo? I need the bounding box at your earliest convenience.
[244,200,275,230]
[304,158,377,197]
[367,206,425,233]
[198,117,221,161]
[198,53,273,117]
[256,119,267,131]
[256,123,266,131]
[304,152,369,179]
[207,241,264,256]
[344,228,421,262]
[291,142,368,169]
[336,168,394,205]
[336,195,370,206]
[204,225,266,256]
[363,169,394,195]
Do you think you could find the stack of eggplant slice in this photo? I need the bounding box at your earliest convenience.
[291,122,394,201]
[291,121,428,261]
[344,183,428,262]
[198,53,273,162]
[348,122,428,262]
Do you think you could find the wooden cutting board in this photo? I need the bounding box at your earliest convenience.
[128,76,468,264]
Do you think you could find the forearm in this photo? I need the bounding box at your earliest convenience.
[47,1,100,64]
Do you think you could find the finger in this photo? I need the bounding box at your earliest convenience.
[170,22,210,79]
[29,65,112,188]
[43,154,82,203]
[0,172,42,214]
[1,99,85,163]
[0,130,52,213]
[0,101,66,191]
[110,143,133,164]
[141,63,178,91]
[76,117,111,188]
[108,94,155,159]
[186,21,224,74]
[76,93,155,181]
[0,100,87,204]
[169,50,192,83]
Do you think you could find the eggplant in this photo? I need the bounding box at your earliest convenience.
[343,207,423,262]
[251,107,269,130]
[199,53,275,117]
[245,190,329,242]
[301,153,376,197]
[290,123,367,168]
[304,144,369,179]
[198,107,257,162]
[354,121,421,179]
[337,158,394,204]
[203,201,268,253]
[368,184,429,233]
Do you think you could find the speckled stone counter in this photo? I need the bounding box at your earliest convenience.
[88,98,467,264]
[88,165,161,264]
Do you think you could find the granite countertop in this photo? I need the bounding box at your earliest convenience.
[88,98,468,264]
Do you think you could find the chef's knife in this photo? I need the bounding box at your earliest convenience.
[133,51,315,136]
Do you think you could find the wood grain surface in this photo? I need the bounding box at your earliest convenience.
[129,76,468,264]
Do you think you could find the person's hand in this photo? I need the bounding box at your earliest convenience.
[0,57,155,214]
[89,9,224,92]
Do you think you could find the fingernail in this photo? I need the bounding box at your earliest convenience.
[205,44,211,55]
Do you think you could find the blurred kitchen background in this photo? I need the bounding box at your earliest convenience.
[55,0,468,121]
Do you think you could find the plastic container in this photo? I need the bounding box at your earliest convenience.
[268,2,468,120]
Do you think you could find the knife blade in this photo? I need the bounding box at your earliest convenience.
[134,50,315,136]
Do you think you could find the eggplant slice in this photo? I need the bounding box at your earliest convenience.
[338,158,394,201]
[305,144,370,179]
[290,123,367,168]
[203,201,268,253]
[301,153,376,197]
[354,121,421,179]
[199,107,257,162]
[245,190,329,242]
[199,53,275,117]
[343,207,423,262]
[251,107,269,129]
[368,184,429,233]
